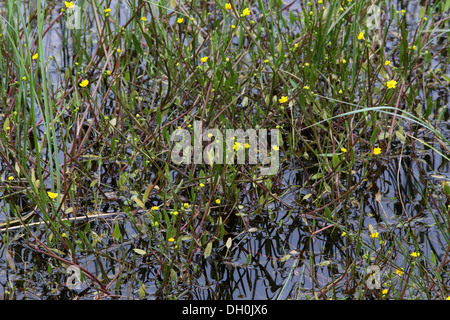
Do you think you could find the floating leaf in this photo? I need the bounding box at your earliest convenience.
[279,254,291,262]
[204,241,213,259]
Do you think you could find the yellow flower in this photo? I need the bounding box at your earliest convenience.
[245,143,250,149]
[279,96,288,104]
[215,199,221,204]
[233,142,243,150]
[318,0,323,3]
[172,211,179,216]
[32,53,38,60]
[341,231,346,237]
[401,9,406,15]
[183,203,190,209]
[225,3,231,10]
[264,59,269,63]
[168,237,175,242]
[338,89,343,94]
[382,289,388,295]
[370,232,379,239]
[141,16,147,22]
[64,1,74,9]
[412,45,417,51]
[79,79,89,87]
[341,147,347,153]
[446,296,450,300]
[47,191,59,200]
[151,206,159,211]
[384,60,391,66]
[386,79,397,89]
[342,58,347,64]
[199,183,205,188]
[410,252,420,258]
[242,8,251,16]
[22,76,27,81]
[177,17,184,24]
[231,24,236,29]
[395,268,403,276]
[8,176,14,181]
[357,32,364,40]
[373,147,381,155]
[304,62,310,67]
[304,86,310,90]
[272,145,279,151]
[116,48,122,53]
[104,8,111,13]
[106,70,111,75]
[201,56,208,63]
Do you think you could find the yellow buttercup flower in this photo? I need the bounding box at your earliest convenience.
[342,58,347,64]
[104,8,111,13]
[245,143,250,149]
[382,289,388,295]
[272,145,279,151]
[386,79,397,89]
[8,176,14,181]
[231,24,236,29]
[225,3,232,10]
[370,232,379,238]
[341,147,347,153]
[32,53,38,60]
[65,1,74,9]
[116,48,122,53]
[168,237,175,242]
[395,268,403,276]
[172,211,179,216]
[357,32,364,40]
[233,142,243,150]
[373,147,381,155]
[47,191,59,200]
[201,56,208,63]
[410,252,420,258]
[341,231,346,237]
[177,17,184,24]
[215,199,221,204]
[304,86,310,90]
[183,203,190,209]
[279,96,288,104]
[199,183,205,188]
[151,206,159,211]
[141,16,147,22]
[22,76,27,81]
[242,8,251,16]
[79,79,89,87]
[384,60,391,66]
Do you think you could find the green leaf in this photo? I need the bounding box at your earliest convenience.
[430,251,437,265]
[133,248,147,255]
[276,40,283,53]
[280,254,291,262]
[332,154,340,170]
[113,223,121,240]
[139,283,146,298]
[204,241,213,259]
[324,206,332,220]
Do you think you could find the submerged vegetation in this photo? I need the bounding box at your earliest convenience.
[0,0,449,300]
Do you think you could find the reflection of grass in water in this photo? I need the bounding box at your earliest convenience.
[0,0,449,300]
